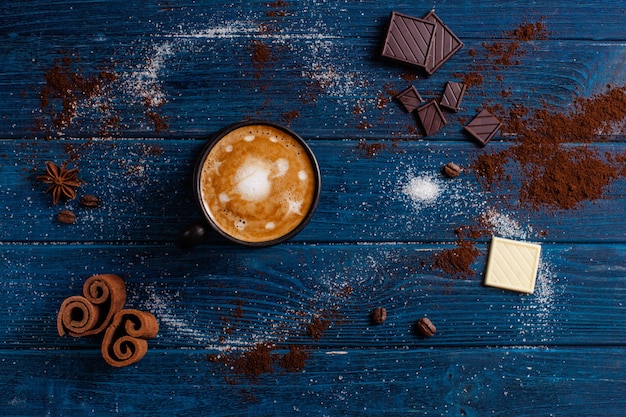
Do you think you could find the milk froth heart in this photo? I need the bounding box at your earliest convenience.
[198,123,319,244]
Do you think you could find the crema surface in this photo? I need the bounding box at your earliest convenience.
[199,125,317,243]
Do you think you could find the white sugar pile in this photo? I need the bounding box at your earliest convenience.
[401,174,441,205]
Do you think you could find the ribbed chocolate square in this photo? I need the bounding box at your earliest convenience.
[440,81,466,112]
[395,85,424,113]
[423,11,463,75]
[381,12,436,70]
[464,109,502,146]
[416,100,447,136]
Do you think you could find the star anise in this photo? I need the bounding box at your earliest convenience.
[36,161,84,205]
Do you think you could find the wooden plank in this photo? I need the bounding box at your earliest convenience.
[2,1,626,138]
[3,0,626,40]
[2,243,625,349]
[2,39,625,139]
[1,347,624,416]
[1,3,626,416]
[2,139,626,244]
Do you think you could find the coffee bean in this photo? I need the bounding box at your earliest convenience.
[80,195,100,208]
[58,209,76,224]
[370,307,387,325]
[442,162,461,178]
[414,317,436,338]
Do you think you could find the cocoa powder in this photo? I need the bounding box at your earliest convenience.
[250,40,275,79]
[432,241,480,279]
[232,343,276,378]
[36,51,169,144]
[278,345,310,373]
[508,21,548,41]
[473,86,626,210]
[458,20,547,90]
[38,54,110,135]
[436,21,626,279]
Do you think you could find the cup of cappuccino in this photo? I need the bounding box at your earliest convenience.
[180,121,321,247]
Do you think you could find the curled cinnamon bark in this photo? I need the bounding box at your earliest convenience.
[56,295,99,336]
[57,274,127,337]
[101,309,159,367]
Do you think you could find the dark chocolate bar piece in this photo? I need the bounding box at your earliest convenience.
[395,85,424,113]
[381,12,436,70]
[440,81,466,112]
[464,109,502,146]
[423,11,463,75]
[417,99,447,136]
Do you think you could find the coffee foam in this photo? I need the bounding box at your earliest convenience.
[199,124,317,243]
[234,158,272,201]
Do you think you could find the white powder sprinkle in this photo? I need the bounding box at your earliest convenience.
[513,256,560,343]
[482,209,531,240]
[121,41,174,109]
[401,175,441,205]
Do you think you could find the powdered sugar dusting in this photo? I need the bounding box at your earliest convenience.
[481,209,531,240]
[141,284,209,345]
[121,41,174,109]
[513,256,560,343]
[402,174,442,205]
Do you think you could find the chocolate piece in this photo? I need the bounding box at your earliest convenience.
[440,81,466,112]
[416,99,447,136]
[464,109,502,146]
[381,12,436,70]
[423,11,464,75]
[484,237,541,294]
[395,85,424,113]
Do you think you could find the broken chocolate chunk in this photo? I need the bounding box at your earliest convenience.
[416,99,447,136]
[464,109,502,146]
[395,85,424,113]
[423,11,464,75]
[440,81,466,112]
[381,12,436,70]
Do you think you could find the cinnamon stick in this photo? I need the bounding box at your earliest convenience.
[101,309,159,367]
[57,274,126,337]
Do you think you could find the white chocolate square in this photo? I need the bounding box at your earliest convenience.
[484,237,541,294]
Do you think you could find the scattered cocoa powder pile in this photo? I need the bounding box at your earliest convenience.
[35,51,170,143]
[355,139,386,157]
[431,225,488,278]
[281,109,300,125]
[474,85,626,210]
[208,343,311,381]
[458,20,546,89]
[232,343,276,378]
[37,54,115,136]
[278,345,310,372]
[432,241,480,278]
[145,111,168,133]
[460,72,484,88]
[306,315,331,340]
[250,40,276,79]
[507,21,548,41]
[266,0,290,17]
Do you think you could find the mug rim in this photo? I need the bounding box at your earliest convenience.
[193,120,321,247]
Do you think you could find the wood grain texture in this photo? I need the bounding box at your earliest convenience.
[2,1,626,416]
[1,2,626,139]
[1,348,625,417]
[1,243,625,349]
[2,139,626,244]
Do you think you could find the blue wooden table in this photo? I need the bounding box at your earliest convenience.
[1,1,626,415]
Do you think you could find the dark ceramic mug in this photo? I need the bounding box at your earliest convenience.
[179,121,321,248]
